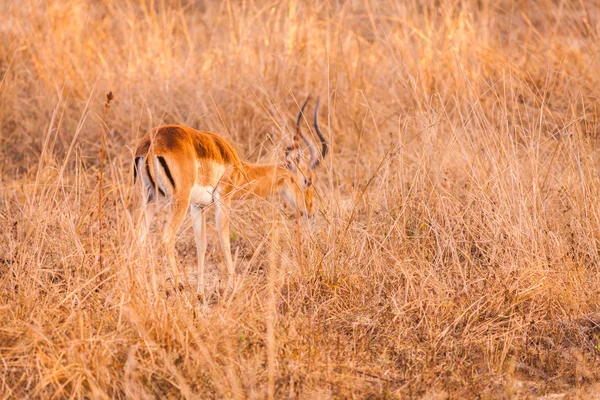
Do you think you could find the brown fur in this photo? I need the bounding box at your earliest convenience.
[133,99,325,299]
[135,125,299,202]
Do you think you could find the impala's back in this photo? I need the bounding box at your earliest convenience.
[133,125,242,207]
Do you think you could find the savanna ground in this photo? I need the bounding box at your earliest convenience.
[1,0,600,398]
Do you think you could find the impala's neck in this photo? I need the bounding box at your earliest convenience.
[226,161,290,200]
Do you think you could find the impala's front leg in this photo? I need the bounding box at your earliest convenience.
[190,205,207,301]
[163,195,190,290]
[215,194,235,290]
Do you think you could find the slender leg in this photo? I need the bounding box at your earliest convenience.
[215,195,235,289]
[136,157,155,245]
[190,205,207,300]
[162,195,190,289]
[138,198,158,245]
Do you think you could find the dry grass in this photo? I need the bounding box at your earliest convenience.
[1,0,600,398]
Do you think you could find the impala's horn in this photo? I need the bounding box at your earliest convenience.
[294,96,310,152]
[287,96,311,164]
[298,96,328,169]
[291,95,329,169]
[296,96,319,168]
[311,96,328,168]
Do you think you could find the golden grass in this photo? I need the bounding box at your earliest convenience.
[1,0,600,397]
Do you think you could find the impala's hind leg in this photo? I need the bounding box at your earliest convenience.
[190,205,207,302]
[135,156,158,245]
[139,197,158,245]
[215,194,236,292]
[162,195,190,290]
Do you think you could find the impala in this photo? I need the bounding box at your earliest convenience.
[133,96,328,299]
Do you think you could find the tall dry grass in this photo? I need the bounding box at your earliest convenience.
[1,0,600,397]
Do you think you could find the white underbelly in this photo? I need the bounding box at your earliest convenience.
[189,184,214,206]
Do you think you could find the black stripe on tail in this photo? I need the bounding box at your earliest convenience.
[157,156,176,189]
[134,157,141,183]
[145,158,165,197]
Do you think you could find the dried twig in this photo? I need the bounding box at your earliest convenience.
[98,91,114,269]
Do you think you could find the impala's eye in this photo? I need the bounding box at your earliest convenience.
[304,178,312,187]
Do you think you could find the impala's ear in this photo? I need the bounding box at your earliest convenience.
[285,146,298,172]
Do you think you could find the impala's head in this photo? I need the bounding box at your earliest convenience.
[283,96,328,218]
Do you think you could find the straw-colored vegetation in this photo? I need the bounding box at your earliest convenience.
[1,0,600,397]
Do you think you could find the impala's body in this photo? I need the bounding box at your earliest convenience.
[133,96,327,299]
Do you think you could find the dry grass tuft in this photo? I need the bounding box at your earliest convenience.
[1,0,600,397]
